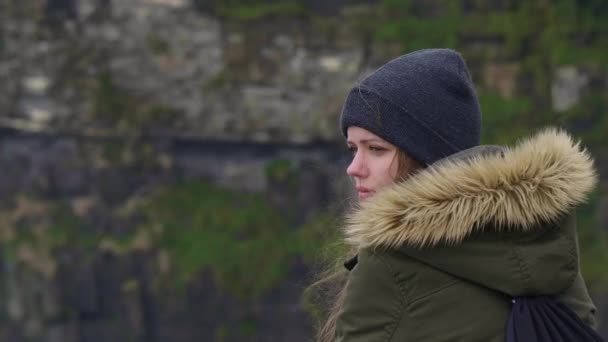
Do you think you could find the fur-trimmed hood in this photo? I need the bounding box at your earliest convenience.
[344,129,597,250]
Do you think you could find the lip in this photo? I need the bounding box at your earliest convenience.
[356,187,375,199]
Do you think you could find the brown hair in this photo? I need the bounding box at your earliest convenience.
[308,149,422,342]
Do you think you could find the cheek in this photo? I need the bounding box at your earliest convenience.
[374,157,398,187]
[384,166,398,185]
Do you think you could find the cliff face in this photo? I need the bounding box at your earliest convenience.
[0,128,349,341]
[1,0,367,142]
[1,0,607,341]
[4,1,608,144]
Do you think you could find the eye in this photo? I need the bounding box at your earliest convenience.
[369,145,387,153]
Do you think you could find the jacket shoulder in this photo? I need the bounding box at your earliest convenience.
[340,248,512,341]
[337,248,467,342]
[380,248,462,303]
[336,249,407,342]
[381,249,512,341]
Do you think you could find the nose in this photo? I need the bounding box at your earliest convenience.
[346,150,367,179]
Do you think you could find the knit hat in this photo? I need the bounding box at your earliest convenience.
[340,48,481,165]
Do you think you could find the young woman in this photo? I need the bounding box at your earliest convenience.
[316,49,599,341]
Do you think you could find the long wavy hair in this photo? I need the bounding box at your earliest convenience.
[306,149,422,342]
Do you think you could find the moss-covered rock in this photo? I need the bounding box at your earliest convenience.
[138,180,332,299]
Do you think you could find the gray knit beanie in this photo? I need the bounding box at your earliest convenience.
[340,48,481,165]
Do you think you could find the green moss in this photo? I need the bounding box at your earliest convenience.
[139,179,335,298]
[576,190,608,292]
[7,203,94,249]
[141,105,181,125]
[1,198,136,261]
[368,0,607,108]
[140,181,293,297]
[203,69,236,91]
[92,70,136,125]
[147,33,171,55]
[218,2,305,20]
[194,0,307,20]
[549,2,608,65]
[298,213,347,322]
[215,325,229,342]
[373,0,460,50]
[102,141,127,163]
[557,91,608,148]
[477,91,533,145]
[1,241,18,263]
[238,317,258,336]
[123,278,139,292]
[296,213,344,265]
[91,70,180,131]
[48,204,98,248]
[266,159,302,198]
[265,159,292,182]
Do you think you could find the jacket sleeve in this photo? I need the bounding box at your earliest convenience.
[336,249,407,342]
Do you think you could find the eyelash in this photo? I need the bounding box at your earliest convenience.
[347,145,386,155]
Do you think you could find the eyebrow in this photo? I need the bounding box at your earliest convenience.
[347,138,385,145]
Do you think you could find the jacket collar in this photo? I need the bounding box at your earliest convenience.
[344,129,597,249]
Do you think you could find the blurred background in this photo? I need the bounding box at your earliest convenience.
[0,0,607,341]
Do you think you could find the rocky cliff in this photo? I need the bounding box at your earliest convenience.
[1,0,607,341]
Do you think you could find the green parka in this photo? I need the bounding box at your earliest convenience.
[336,129,599,341]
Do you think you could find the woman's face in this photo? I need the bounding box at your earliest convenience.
[346,126,400,200]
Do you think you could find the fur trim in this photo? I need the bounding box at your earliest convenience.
[344,129,598,249]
